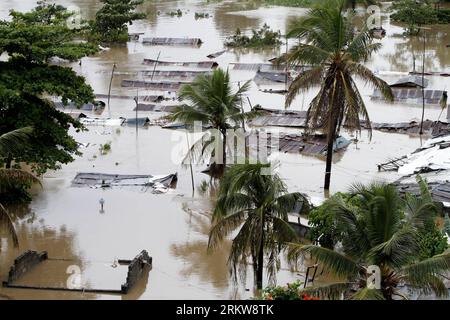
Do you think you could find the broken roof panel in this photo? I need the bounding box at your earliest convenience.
[143,59,218,69]
[378,134,450,174]
[390,75,429,88]
[142,37,203,46]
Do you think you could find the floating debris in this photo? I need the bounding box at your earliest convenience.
[71,172,178,193]
[143,59,218,69]
[142,37,202,46]
[2,250,152,295]
[207,50,226,59]
[79,115,126,126]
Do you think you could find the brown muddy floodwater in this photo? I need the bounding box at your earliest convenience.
[0,0,449,300]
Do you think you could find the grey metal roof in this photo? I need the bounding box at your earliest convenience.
[142,37,202,46]
[390,75,429,88]
[142,59,218,69]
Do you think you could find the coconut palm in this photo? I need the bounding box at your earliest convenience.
[208,163,309,290]
[288,178,450,300]
[284,0,393,190]
[169,68,253,176]
[0,127,40,247]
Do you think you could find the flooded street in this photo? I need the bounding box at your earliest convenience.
[0,0,449,300]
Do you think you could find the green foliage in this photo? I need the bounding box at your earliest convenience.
[418,228,448,260]
[195,12,210,19]
[169,69,253,173]
[258,281,304,300]
[0,3,99,175]
[167,9,183,17]
[209,163,308,289]
[90,0,146,43]
[225,24,282,48]
[389,0,448,34]
[288,179,450,300]
[99,142,112,155]
[444,214,450,237]
[283,0,392,189]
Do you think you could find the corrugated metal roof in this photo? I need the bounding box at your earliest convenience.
[142,37,202,46]
[121,80,189,91]
[142,59,218,69]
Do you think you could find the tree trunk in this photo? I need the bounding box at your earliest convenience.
[5,156,12,169]
[222,130,227,168]
[256,215,264,290]
[324,129,335,191]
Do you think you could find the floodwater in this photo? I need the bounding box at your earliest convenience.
[0,0,449,300]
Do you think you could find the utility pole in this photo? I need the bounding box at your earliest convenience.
[419,27,430,135]
[107,63,116,118]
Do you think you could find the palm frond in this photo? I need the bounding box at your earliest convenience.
[287,243,360,279]
[0,127,33,156]
[0,203,19,247]
[349,287,385,300]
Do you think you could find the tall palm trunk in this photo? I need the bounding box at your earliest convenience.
[222,130,227,168]
[324,134,335,190]
[256,213,265,290]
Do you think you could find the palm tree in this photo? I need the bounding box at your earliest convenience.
[288,178,450,300]
[284,0,393,190]
[0,127,40,247]
[208,163,309,290]
[169,68,252,176]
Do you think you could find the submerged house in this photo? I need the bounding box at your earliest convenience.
[371,75,447,106]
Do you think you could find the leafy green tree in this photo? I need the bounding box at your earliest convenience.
[169,69,252,176]
[288,178,450,300]
[208,163,308,290]
[90,0,146,43]
[0,3,98,174]
[0,127,40,247]
[283,0,393,190]
[390,0,439,34]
